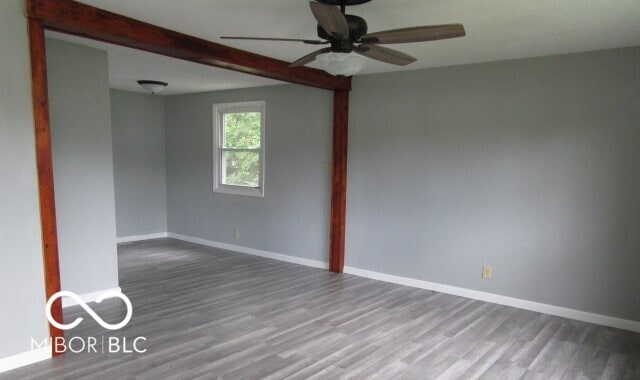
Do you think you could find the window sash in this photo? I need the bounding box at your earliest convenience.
[213,101,265,197]
[219,147,260,153]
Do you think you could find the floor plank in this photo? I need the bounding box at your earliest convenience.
[2,238,639,379]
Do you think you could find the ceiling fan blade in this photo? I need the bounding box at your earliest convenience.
[289,47,333,67]
[355,44,416,66]
[309,1,349,40]
[361,24,466,44]
[221,36,327,45]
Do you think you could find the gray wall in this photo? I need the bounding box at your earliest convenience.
[347,47,640,321]
[0,0,50,359]
[46,39,119,294]
[111,90,167,238]
[165,85,333,262]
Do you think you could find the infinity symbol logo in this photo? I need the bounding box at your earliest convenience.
[46,290,133,330]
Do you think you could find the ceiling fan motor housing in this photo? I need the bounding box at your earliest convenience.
[317,14,368,52]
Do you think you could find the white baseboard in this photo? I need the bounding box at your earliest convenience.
[116,232,168,244]
[62,287,122,308]
[167,233,329,270]
[0,345,51,374]
[165,233,639,332]
[343,266,640,332]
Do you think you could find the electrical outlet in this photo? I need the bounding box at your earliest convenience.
[482,265,492,279]
[233,229,239,239]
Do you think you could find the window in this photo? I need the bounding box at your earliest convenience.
[213,101,265,197]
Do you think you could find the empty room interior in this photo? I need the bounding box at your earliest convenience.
[1,0,639,378]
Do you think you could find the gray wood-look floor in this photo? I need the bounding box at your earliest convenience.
[3,238,639,379]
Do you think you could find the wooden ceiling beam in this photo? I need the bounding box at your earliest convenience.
[26,0,351,91]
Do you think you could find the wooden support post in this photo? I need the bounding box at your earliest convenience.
[27,17,64,356]
[329,90,350,273]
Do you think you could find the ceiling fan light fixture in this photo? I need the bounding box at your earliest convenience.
[316,52,365,77]
[137,80,168,94]
[223,2,465,72]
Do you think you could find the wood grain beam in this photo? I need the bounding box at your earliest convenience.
[26,0,351,91]
[329,90,350,273]
[27,18,64,356]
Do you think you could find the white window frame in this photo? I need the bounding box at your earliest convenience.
[212,101,265,197]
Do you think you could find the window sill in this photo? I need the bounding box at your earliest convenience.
[213,185,264,198]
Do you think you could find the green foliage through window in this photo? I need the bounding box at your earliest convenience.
[223,151,259,187]
[223,112,261,149]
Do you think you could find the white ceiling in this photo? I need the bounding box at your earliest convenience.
[46,31,285,95]
[52,0,640,94]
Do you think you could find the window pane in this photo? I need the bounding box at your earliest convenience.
[223,112,261,149]
[222,151,260,187]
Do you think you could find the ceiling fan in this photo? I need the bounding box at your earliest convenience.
[221,0,465,75]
